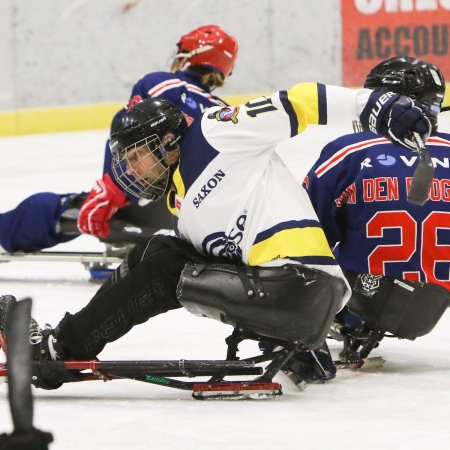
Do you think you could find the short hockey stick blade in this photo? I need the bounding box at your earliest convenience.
[407,132,434,206]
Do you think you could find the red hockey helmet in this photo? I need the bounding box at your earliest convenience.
[176,25,238,79]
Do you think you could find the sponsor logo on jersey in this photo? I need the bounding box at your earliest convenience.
[400,155,450,168]
[363,176,450,202]
[407,177,450,202]
[202,214,246,259]
[360,157,373,169]
[193,170,226,208]
[186,97,198,109]
[208,106,240,124]
[377,154,396,166]
[335,183,357,207]
[363,177,399,202]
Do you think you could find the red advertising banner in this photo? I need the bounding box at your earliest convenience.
[342,0,450,87]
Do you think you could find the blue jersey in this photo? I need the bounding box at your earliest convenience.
[305,130,450,291]
[102,70,227,200]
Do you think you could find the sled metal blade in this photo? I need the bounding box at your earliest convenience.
[333,356,385,370]
[192,382,282,400]
[5,298,33,432]
[0,251,123,265]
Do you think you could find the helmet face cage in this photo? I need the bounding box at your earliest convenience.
[111,135,171,201]
[109,98,188,201]
[364,57,446,125]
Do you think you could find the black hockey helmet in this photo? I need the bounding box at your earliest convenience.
[109,98,188,201]
[364,56,446,127]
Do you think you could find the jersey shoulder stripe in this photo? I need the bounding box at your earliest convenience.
[315,137,388,178]
[148,79,226,106]
[186,84,227,106]
[148,79,185,97]
[427,136,450,146]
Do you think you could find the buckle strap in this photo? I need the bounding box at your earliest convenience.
[236,266,255,298]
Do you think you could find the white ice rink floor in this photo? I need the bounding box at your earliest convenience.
[1,120,450,449]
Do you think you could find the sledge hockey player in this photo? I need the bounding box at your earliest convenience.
[0,25,238,253]
[304,57,450,361]
[0,78,432,392]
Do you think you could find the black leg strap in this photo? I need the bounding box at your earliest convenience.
[225,328,247,361]
[237,266,255,298]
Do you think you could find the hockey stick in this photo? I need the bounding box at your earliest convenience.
[0,359,278,401]
[406,132,434,206]
[0,298,53,449]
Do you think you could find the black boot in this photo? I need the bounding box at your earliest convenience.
[283,341,336,387]
[29,319,75,390]
[1,295,73,390]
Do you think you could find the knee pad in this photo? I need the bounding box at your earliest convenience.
[177,263,346,349]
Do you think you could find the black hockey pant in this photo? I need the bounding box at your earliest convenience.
[57,236,206,360]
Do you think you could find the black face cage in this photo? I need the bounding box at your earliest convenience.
[111,135,171,201]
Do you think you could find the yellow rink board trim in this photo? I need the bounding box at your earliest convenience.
[0,94,260,137]
[1,87,449,137]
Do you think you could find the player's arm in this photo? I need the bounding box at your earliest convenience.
[202,82,430,157]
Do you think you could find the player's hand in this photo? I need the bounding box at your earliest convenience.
[77,173,130,238]
[360,89,431,151]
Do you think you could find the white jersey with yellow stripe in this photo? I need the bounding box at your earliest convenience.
[168,82,372,306]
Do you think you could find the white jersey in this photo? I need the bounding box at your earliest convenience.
[168,82,372,306]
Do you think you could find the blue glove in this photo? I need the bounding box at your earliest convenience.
[360,89,431,150]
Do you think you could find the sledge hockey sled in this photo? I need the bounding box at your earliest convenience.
[331,272,450,362]
[0,200,173,280]
[1,264,356,400]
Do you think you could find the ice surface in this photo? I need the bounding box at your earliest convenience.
[1,121,450,450]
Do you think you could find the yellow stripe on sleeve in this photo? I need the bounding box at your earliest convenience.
[286,82,320,134]
[248,226,334,266]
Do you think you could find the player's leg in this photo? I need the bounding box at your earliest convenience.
[0,192,84,253]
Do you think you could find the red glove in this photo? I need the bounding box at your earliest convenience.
[77,173,130,238]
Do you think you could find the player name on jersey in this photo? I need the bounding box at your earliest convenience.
[335,177,450,206]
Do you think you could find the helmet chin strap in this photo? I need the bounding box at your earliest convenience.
[158,143,168,159]
[174,44,214,60]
